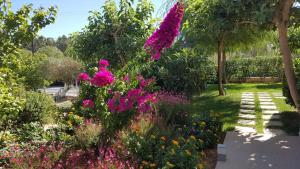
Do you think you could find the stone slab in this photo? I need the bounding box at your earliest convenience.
[239,114,256,119]
[264,121,283,127]
[237,119,255,126]
[260,102,275,105]
[241,98,255,102]
[240,109,255,114]
[258,98,272,102]
[241,101,255,105]
[262,110,280,115]
[241,96,255,99]
[275,96,286,99]
[258,96,271,99]
[260,105,277,110]
[241,105,255,109]
[262,114,281,120]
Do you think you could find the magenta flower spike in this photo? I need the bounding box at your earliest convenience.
[144,2,184,60]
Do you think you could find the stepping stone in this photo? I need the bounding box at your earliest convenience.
[262,110,280,115]
[260,102,275,105]
[238,119,255,126]
[259,98,272,102]
[241,95,254,98]
[264,128,285,135]
[239,114,256,119]
[241,104,255,109]
[262,114,281,120]
[241,101,255,105]
[275,96,286,99]
[243,92,254,94]
[260,105,277,110]
[241,98,254,101]
[264,121,283,127]
[240,109,255,114]
[258,96,271,99]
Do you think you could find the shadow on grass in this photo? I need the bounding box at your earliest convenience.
[281,111,300,135]
[255,83,282,90]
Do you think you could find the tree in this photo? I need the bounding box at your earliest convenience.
[56,35,69,53]
[22,36,56,54]
[183,0,265,95]
[40,57,83,88]
[0,0,57,62]
[36,46,64,58]
[70,0,155,68]
[2,49,49,90]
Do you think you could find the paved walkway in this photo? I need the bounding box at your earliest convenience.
[216,91,300,169]
[216,130,300,169]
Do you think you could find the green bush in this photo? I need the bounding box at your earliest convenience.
[283,58,300,107]
[0,68,25,130]
[225,56,283,81]
[74,121,102,149]
[20,91,57,124]
[141,48,216,97]
[16,122,51,142]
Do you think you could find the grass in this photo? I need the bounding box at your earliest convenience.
[189,83,298,134]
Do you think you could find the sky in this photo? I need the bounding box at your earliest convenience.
[11,0,167,39]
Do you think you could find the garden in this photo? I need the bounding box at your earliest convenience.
[0,0,300,169]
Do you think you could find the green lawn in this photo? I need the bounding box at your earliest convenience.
[189,83,299,135]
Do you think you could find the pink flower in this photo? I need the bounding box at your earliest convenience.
[98,59,109,68]
[91,69,114,87]
[144,2,184,60]
[82,99,95,108]
[77,73,90,81]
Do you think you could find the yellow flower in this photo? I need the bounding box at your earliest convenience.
[166,161,175,168]
[142,161,149,166]
[190,135,196,141]
[151,135,156,139]
[67,120,72,126]
[193,122,197,126]
[185,149,192,156]
[160,136,166,141]
[150,163,157,168]
[69,112,73,115]
[200,121,206,127]
[197,163,205,169]
[161,145,165,149]
[172,140,179,147]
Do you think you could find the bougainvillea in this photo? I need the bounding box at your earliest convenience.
[82,99,95,108]
[144,2,184,60]
[98,59,109,68]
[91,69,115,87]
[77,73,90,82]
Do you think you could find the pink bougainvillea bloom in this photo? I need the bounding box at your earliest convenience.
[82,99,95,108]
[98,59,109,68]
[77,73,90,81]
[91,69,115,87]
[144,2,184,60]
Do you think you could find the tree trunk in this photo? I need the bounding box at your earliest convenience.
[222,49,228,84]
[275,0,300,113]
[218,36,225,96]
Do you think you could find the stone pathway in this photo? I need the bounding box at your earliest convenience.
[258,92,283,131]
[272,92,286,99]
[237,92,256,127]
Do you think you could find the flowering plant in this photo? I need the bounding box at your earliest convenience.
[75,59,157,151]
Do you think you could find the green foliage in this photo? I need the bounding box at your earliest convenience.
[40,56,83,85]
[288,26,300,54]
[0,68,25,130]
[22,36,56,53]
[225,56,283,80]
[283,58,300,107]
[36,46,64,58]
[142,48,216,97]
[20,91,57,124]
[16,122,50,142]
[3,49,49,90]
[70,0,155,67]
[0,0,57,60]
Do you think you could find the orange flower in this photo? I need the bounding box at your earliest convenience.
[172,140,179,147]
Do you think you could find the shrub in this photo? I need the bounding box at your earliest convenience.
[141,48,216,97]
[225,56,283,81]
[74,120,102,149]
[20,91,57,124]
[0,68,25,130]
[16,122,52,142]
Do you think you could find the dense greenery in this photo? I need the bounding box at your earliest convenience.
[142,48,216,97]
[226,56,283,81]
[70,0,155,68]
